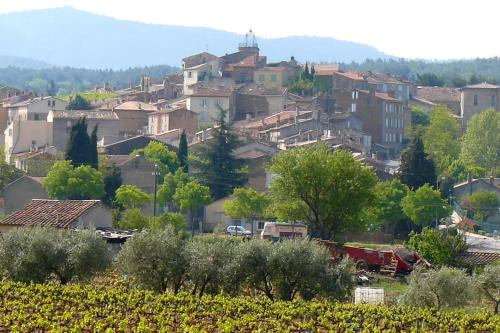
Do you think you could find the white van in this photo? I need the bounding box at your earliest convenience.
[260,222,308,240]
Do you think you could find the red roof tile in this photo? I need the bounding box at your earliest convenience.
[458,251,500,265]
[0,199,101,228]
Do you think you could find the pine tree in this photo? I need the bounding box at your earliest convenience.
[194,109,247,200]
[65,117,91,167]
[178,129,188,173]
[89,124,98,169]
[399,133,436,190]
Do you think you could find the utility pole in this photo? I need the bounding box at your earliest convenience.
[153,163,158,217]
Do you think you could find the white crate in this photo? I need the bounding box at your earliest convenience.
[354,287,384,305]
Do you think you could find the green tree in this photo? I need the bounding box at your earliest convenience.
[400,266,474,310]
[464,190,500,222]
[267,199,309,224]
[173,180,211,235]
[267,144,377,239]
[407,228,468,267]
[149,212,187,234]
[401,184,451,228]
[184,235,233,296]
[399,133,436,190]
[178,130,189,172]
[89,124,98,169]
[223,188,270,236]
[65,117,98,168]
[476,264,500,314]
[415,73,445,87]
[114,185,151,209]
[143,141,178,176]
[102,164,122,206]
[461,108,500,174]
[193,109,247,200]
[0,147,23,191]
[410,106,430,128]
[422,105,461,175]
[157,169,191,209]
[117,225,186,292]
[117,208,150,230]
[44,161,105,200]
[367,179,410,236]
[66,94,90,110]
[0,227,111,284]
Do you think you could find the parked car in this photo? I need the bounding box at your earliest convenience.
[226,226,251,236]
[260,222,308,240]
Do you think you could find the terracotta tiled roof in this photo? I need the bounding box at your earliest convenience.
[114,101,158,112]
[458,251,500,265]
[190,89,232,97]
[224,55,257,71]
[0,199,101,228]
[375,92,400,102]
[314,64,340,75]
[50,110,119,120]
[464,82,500,89]
[416,87,460,102]
[243,110,313,129]
[336,71,365,81]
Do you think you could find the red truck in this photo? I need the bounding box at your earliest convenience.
[318,240,429,275]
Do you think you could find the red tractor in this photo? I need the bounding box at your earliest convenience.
[318,240,429,275]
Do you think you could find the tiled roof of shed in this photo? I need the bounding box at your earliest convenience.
[0,199,101,228]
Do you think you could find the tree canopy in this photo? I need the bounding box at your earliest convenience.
[399,133,436,190]
[267,144,377,239]
[461,108,500,174]
[223,187,270,236]
[401,184,451,228]
[65,117,98,168]
[66,94,91,110]
[463,190,500,222]
[192,109,247,200]
[44,160,105,200]
[422,105,461,175]
[114,185,151,209]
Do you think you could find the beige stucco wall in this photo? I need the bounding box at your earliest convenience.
[253,69,286,88]
[265,95,287,114]
[114,110,152,137]
[187,96,231,126]
[73,204,113,229]
[3,177,49,214]
[460,88,499,123]
[4,120,53,161]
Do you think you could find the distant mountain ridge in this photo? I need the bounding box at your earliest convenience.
[0,7,391,69]
[0,55,52,69]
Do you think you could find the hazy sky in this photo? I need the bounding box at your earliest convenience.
[0,0,497,59]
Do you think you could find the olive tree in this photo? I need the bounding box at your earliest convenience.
[400,267,474,310]
[117,225,186,293]
[476,264,500,314]
[184,235,234,297]
[0,227,111,284]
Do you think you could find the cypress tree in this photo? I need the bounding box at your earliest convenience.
[303,62,310,80]
[102,164,122,206]
[66,117,91,167]
[311,64,316,77]
[89,124,99,169]
[195,108,247,200]
[178,129,189,172]
[399,133,436,190]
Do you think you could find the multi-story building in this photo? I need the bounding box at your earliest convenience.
[460,82,500,123]
[148,106,198,135]
[334,88,404,159]
[111,101,158,137]
[186,88,234,126]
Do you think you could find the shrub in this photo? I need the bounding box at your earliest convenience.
[116,208,150,230]
[149,212,187,234]
[0,227,111,284]
[400,266,474,310]
[407,228,467,267]
[117,225,186,292]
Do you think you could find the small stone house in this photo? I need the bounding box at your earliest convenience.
[0,199,112,234]
[2,176,48,215]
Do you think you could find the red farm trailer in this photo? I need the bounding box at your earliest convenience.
[318,240,429,275]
